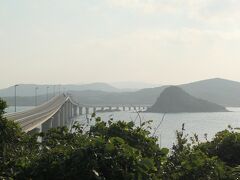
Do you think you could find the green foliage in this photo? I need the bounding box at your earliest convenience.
[199,128,240,167]
[162,130,228,180]
[1,98,240,179]
[0,98,24,178]
[22,118,167,180]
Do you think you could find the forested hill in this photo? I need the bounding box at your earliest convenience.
[3,78,240,107]
[148,86,228,113]
[71,78,240,106]
[181,78,240,107]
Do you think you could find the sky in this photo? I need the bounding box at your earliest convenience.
[1,0,240,88]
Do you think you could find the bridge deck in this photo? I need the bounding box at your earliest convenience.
[5,94,68,132]
[4,94,150,132]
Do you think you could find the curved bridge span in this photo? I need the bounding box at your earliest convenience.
[5,94,79,133]
[5,94,150,133]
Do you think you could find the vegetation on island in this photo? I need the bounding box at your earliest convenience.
[4,78,240,107]
[148,86,228,113]
[1,98,240,179]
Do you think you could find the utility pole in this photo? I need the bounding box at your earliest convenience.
[58,85,61,95]
[46,86,49,101]
[53,85,56,97]
[35,87,38,106]
[14,84,19,112]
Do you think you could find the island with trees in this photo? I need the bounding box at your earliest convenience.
[148,86,228,113]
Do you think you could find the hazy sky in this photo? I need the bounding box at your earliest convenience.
[1,0,240,88]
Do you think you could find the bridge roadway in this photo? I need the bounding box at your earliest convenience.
[5,94,77,132]
[5,94,150,133]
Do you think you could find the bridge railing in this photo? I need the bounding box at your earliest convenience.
[4,94,69,132]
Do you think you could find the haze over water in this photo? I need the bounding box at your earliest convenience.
[72,107,240,148]
[6,106,240,148]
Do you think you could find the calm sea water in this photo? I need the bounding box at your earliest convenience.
[6,106,35,113]
[7,106,240,148]
[75,107,240,148]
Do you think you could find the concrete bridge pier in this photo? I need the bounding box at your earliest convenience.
[60,107,65,126]
[73,105,78,116]
[86,107,89,114]
[70,103,73,118]
[101,107,104,111]
[79,107,83,115]
[123,106,126,111]
[69,102,71,119]
[64,103,68,125]
[52,111,60,128]
[42,118,53,133]
[68,101,72,119]
[93,107,96,113]
[68,102,72,123]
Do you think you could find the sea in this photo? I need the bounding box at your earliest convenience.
[6,106,240,148]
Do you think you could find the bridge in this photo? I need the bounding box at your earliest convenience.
[5,94,151,133]
[77,104,151,114]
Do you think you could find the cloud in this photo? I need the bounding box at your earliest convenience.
[106,0,240,27]
[66,26,240,84]
[106,0,180,14]
[72,27,240,65]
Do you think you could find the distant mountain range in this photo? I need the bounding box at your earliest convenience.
[0,83,120,97]
[2,78,240,107]
[110,82,160,91]
[181,78,240,107]
[65,78,240,107]
[148,86,228,113]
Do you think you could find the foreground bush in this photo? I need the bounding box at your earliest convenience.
[20,119,168,180]
[1,98,240,179]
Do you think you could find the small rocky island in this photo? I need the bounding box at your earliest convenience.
[148,86,228,113]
